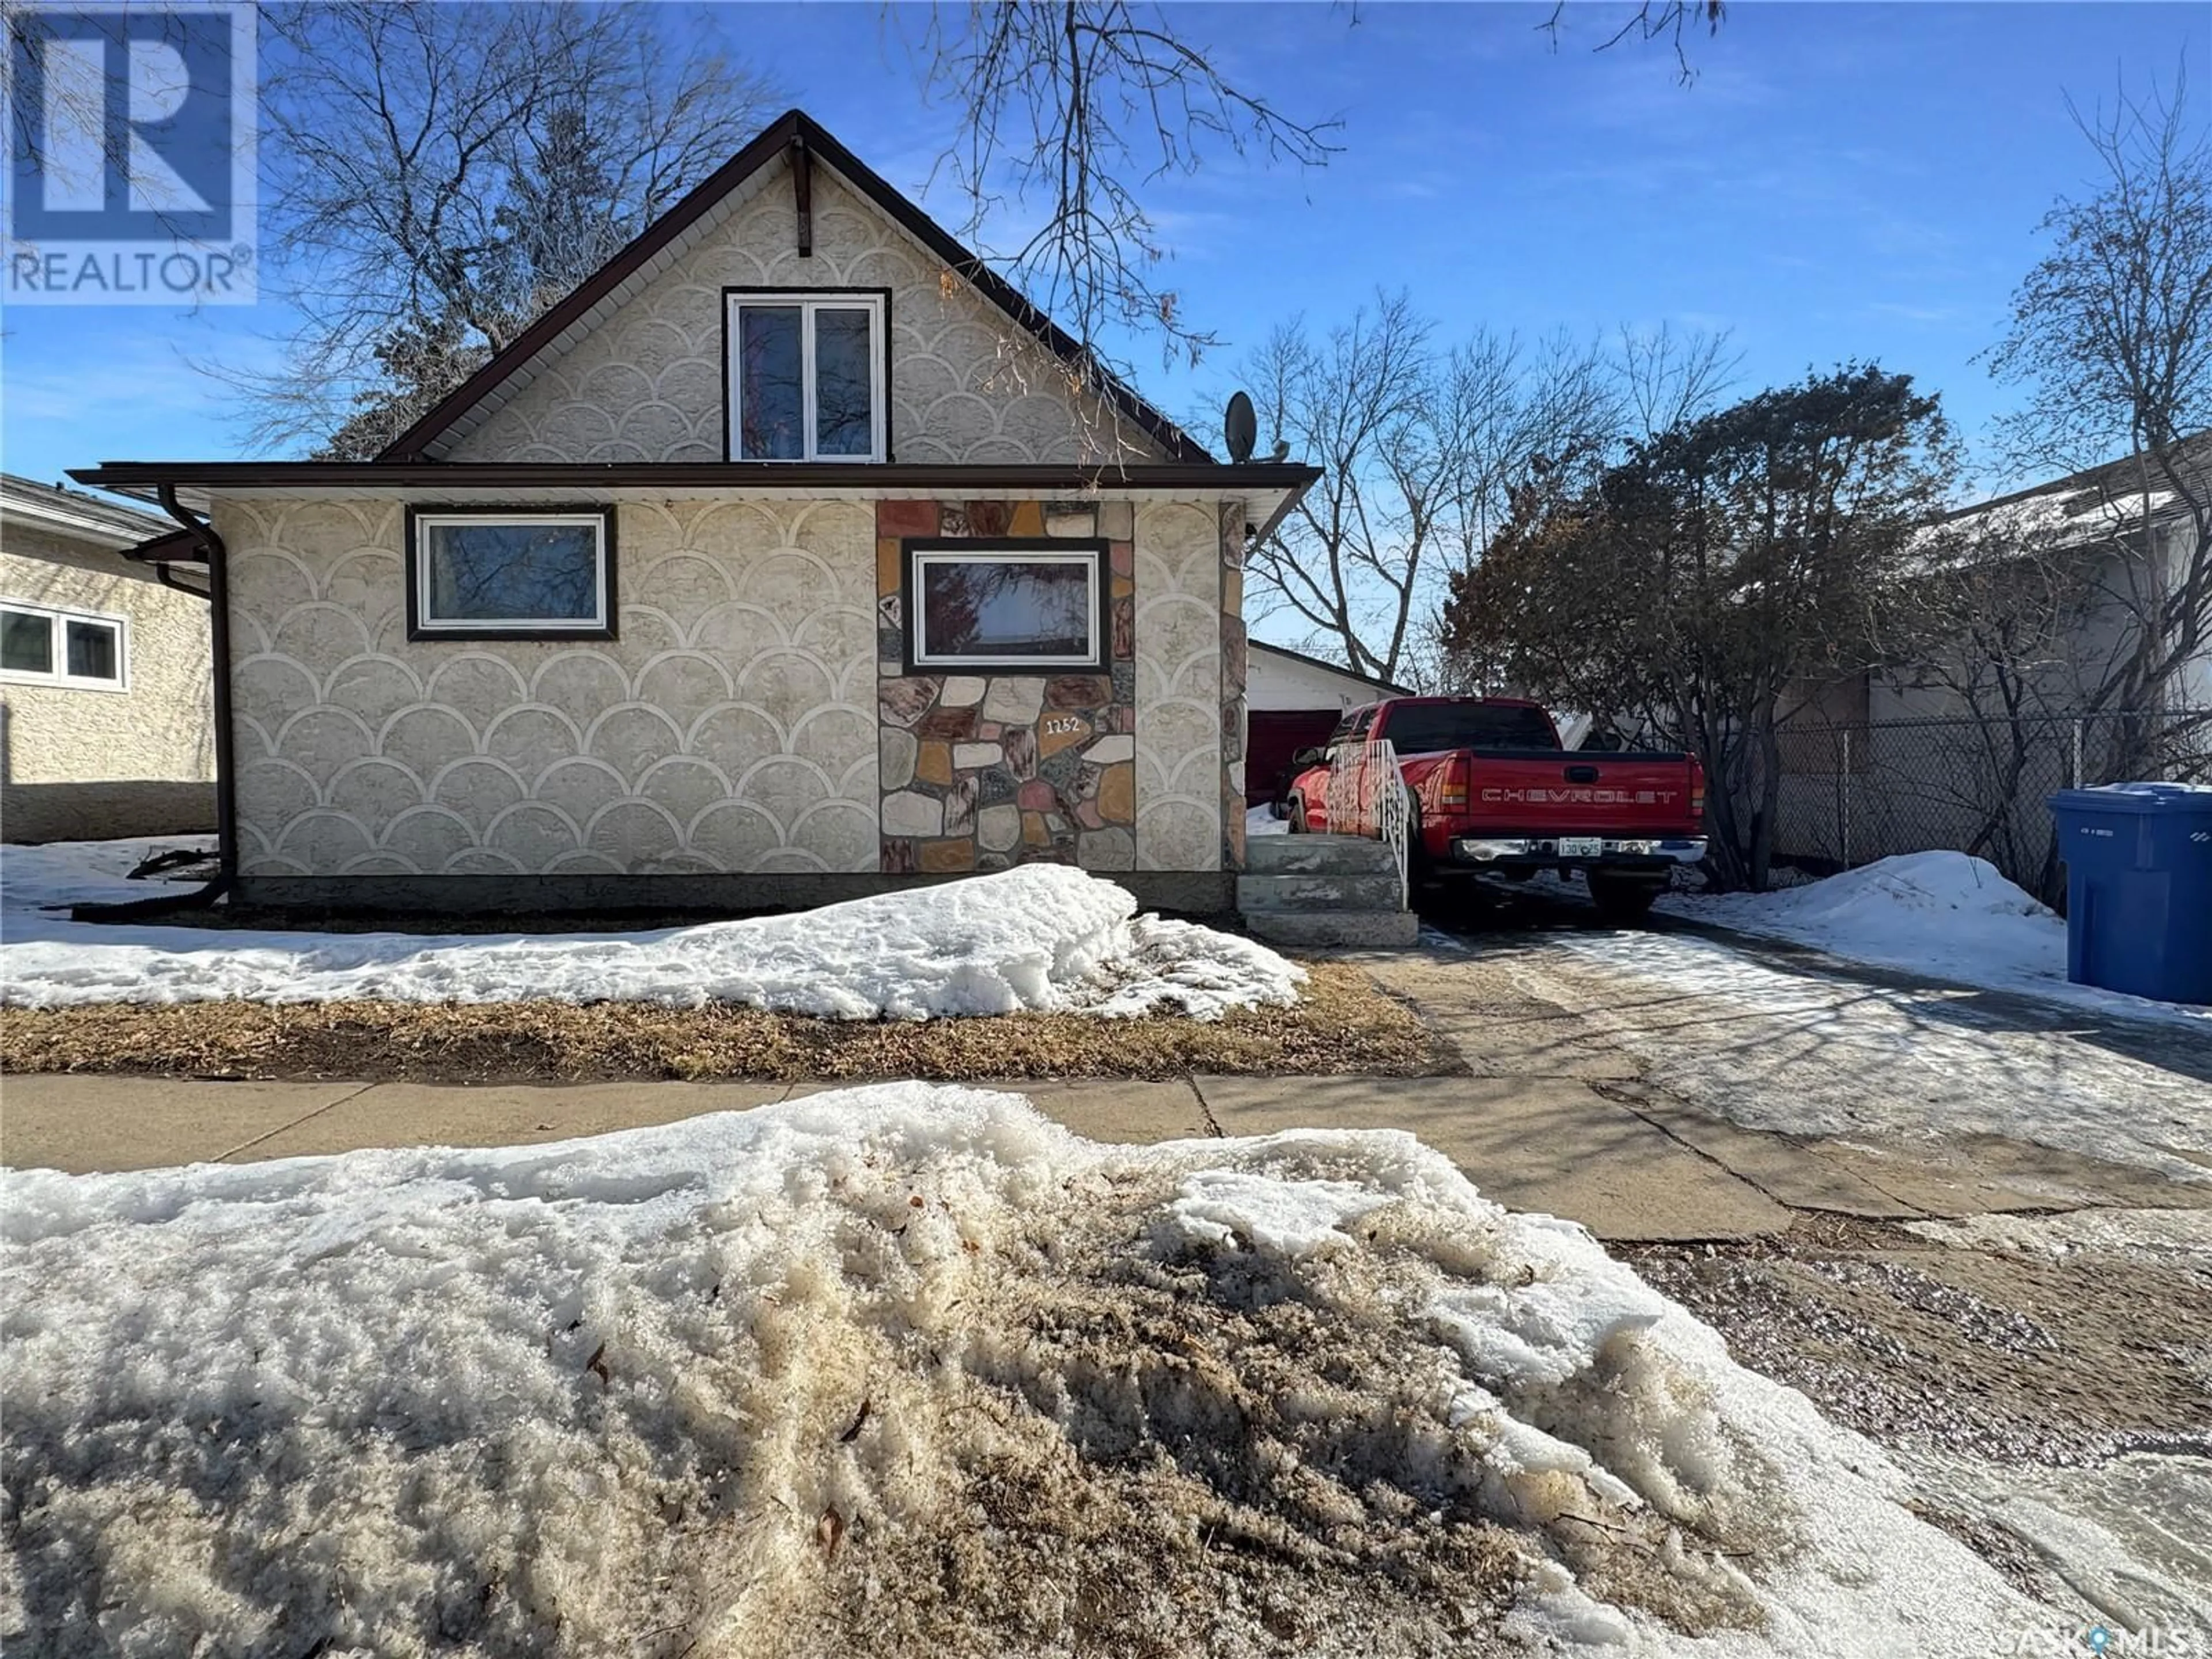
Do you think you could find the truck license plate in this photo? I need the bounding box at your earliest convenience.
[1558,837,1603,859]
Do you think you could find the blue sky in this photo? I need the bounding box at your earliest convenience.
[3,1,2204,493]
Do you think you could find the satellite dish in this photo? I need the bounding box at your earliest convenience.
[1224,391,1257,464]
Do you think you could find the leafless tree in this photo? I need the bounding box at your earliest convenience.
[213,1,778,456]
[1986,70,2212,780]
[1240,299,1705,687]
[907,1,1340,379]
[1240,293,1460,685]
[1881,510,2104,897]
[1618,321,1737,442]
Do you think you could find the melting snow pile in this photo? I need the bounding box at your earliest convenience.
[0,849,1300,1020]
[1246,801,1290,837]
[0,835,217,911]
[1664,850,2210,1024]
[1666,850,2051,946]
[2,1086,2038,1656]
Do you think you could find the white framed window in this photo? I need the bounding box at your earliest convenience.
[906,541,1107,671]
[725,290,888,462]
[406,506,616,641]
[0,601,127,691]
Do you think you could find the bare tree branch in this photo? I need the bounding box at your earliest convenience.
[908,1,1341,382]
[1237,302,1716,687]
[1986,65,2212,773]
[1537,1,1729,84]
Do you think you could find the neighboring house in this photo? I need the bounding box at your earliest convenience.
[74,111,1317,914]
[1772,437,2211,882]
[0,475,216,843]
[1244,641,1412,804]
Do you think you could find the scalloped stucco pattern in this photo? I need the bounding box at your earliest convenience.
[1133,502,1222,871]
[444,160,1162,467]
[218,497,878,878]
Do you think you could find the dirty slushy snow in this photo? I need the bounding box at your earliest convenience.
[3,1085,2041,1655]
[0,843,1301,1021]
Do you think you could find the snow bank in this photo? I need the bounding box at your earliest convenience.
[1662,851,2210,1026]
[1,1087,2039,1655]
[0,850,1301,1020]
[1245,801,1290,837]
[0,834,216,912]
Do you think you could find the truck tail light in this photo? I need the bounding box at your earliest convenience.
[1691,778,1706,825]
[1440,755,1468,810]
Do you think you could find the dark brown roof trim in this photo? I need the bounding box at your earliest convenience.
[121,527,204,564]
[71,460,1319,492]
[378,109,1214,467]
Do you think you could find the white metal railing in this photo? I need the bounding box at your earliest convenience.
[1324,734,1410,908]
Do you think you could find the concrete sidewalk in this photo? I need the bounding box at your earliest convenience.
[8,1067,2192,1243]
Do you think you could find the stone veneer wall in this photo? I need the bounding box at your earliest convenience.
[873,497,1240,881]
[874,498,1138,874]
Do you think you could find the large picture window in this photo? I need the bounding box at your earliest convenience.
[407,507,615,641]
[725,291,888,462]
[906,541,1106,671]
[0,601,126,690]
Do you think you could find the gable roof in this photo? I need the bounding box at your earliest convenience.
[1940,431,2212,540]
[0,472,171,549]
[1251,639,1415,698]
[381,109,1214,467]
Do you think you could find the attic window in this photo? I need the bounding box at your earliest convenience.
[725,291,886,461]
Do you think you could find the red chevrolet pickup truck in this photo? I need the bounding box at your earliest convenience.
[1283,696,1706,922]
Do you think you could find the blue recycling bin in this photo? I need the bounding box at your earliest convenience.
[2048,784,2212,1005]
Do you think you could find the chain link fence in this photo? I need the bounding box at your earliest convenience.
[1758,709,2212,903]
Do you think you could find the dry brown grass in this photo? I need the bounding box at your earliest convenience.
[0,963,1455,1085]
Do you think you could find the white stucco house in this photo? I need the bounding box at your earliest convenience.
[1,475,216,842]
[75,111,1316,914]
[1771,436,2211,882]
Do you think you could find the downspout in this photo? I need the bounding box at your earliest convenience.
[70,488,237,920]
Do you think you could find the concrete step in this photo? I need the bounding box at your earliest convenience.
[1237,872,1406,913]
[1243,908,1422,950]
[1244,834,1402,878]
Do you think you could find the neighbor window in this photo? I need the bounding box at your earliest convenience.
[407,507,615,640]
[725,291,886,461]
[0,602,126,689]
[906,542,1105,671]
